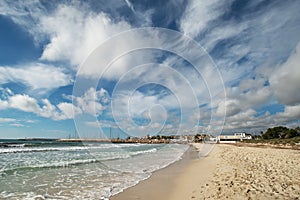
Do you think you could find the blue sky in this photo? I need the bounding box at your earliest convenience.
[0,0,300,138]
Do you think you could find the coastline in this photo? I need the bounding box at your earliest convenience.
[110,144,201,200]
[110,143,300,200]
[110,143,218,200]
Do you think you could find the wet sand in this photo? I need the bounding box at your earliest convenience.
[110,144,300,200]
[110,145,199,200]
[110,144,217,200]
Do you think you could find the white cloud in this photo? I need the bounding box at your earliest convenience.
[0,99,9,110]
[269,42,300,106]
[220,103,300,132]
[0,87,109,121]
[39,99,58,119]
[0,118,16,123]
[25,119,36,123]
[277,104,300,120]
[0,2,134,79]
[0,63,72,94]
[0,0,46,43]
[128,91,160,117]
[10,123,24,127]
[216,99,241,117]
[57,103,80,120]
[7,94,65,120]
[1,0,300,134]
[180,0,232,38]
[179,0,300,96]
[226,109,256,124]
[110,90,174,135]
[215,77,272,119]
[73,87,109,116]
[201,23,247,52]
[124,0,135,12]
[39,5,132,66]
[241,86,272,106]
[0,117,37,128]
[77,30,161,80]
[9,94,41,113]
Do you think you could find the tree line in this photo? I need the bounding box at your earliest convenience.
[261,126,300,139]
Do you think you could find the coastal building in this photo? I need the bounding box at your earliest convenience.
[217,132,252,143]
[208,136,218,143]
[171,135,194,143]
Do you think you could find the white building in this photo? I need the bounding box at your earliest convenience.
[217,132,252,143]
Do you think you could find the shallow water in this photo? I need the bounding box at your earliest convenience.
[0,139,188,199]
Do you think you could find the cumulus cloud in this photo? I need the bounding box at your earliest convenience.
[112,90,160,121]
[216,76,272,119]
[221,103,300,133]
[216,99,241,117]
[270,42,300,106]
[0,63,72,94]
[56,103,80,120]
[276,104,300,120]
[73,87,110,116]
[36,4,131,67]
[0,87,109,120]
[0,1,133,76]
[9,94,41,113]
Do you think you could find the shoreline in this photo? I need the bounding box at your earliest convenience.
[110,143,217,200]
[110,143,300,199]
[110,144,201,200]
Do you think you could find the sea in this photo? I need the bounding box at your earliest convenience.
[0,139,188,199]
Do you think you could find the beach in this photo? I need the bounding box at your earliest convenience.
[111,143,300,200]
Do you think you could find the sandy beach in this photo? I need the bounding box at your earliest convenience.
[111,143,300,200]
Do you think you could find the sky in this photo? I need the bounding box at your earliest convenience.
[0,0,300,139]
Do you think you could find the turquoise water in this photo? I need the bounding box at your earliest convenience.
[0,139,188,199]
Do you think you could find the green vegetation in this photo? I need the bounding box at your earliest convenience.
[193,134,209,142]
[243,136,300,145]
[243,126,300,145]
[193,134,202,142]
[262,126,300,139]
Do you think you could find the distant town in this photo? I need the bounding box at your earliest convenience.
[57,132,253,144]
[12,126,300,146]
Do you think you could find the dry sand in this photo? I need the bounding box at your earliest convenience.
[111,144,300,200]
[190,144,300,200]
